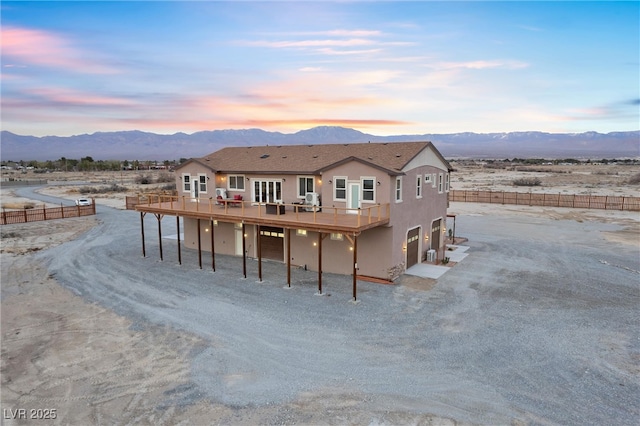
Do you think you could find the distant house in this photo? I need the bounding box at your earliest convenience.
[136,141,452,293]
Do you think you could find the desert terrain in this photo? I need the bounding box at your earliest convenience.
[1,163,639,425]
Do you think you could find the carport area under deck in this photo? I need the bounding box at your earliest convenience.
[134,196,391,300]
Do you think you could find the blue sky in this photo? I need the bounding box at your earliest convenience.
[2,1,638,137]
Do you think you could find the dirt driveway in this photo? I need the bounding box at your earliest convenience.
[1,188,639,425]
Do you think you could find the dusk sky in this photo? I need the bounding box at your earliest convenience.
[2,1,638,137]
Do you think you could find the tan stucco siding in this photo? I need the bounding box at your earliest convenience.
[388,163,449,272]
[321,161,391,208]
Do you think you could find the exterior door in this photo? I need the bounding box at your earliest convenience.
[190,175,199,199]
[406,227,420,268]
[347,182,360,212]
[253,180,282,204]
[235,228,243,256]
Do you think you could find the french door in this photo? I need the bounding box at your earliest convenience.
[252,180,282,204]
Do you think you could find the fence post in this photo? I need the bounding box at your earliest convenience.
[604,196,608,210]
[622,197,626,211]
[2,208,6,225]
[43,204,47,220]
[61,203,65,218]
[572,194,575,208]
[23,209,28,223]
[502,191,505,205]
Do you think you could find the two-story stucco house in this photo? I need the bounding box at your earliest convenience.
[135,141,451,296]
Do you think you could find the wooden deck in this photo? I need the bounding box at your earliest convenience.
[133,195,390,233]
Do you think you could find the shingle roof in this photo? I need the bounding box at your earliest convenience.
[193,141,449,175]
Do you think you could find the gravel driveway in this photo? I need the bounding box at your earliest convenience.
[18,187,640,424]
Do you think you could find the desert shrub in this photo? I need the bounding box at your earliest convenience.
[135,174,152,184]
[159,183,176,191]
[155,172,174,183]
[79,184,128,194]
[628,172,640,184]
[512,177,541,186]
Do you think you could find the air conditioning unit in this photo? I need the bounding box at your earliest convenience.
[304,192,320,211]
[426,249,436,262]
[215,188,227,198]
[215,188,227,205]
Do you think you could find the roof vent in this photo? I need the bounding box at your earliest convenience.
[396,154,401,157]
[261,154,270,159]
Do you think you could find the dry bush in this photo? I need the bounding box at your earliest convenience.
[135,174,152,184]
[2,202,36,210]
[627,172,640,184]
[512,177,542,187]
[80,184,128,194]
[155,172,174,183]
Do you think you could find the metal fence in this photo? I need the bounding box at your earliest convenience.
[449,190,640,211]
[1,203,96,225]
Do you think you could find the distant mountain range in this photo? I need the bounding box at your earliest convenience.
[1,127,638,161]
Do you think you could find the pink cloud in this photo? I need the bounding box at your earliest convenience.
[1,26,118,74]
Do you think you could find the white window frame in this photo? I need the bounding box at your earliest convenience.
[416,174,422,199]
[438,173,443,193]
[361,177,376,203]
[432,173,437,188]
[445,173,450,192]
[395,176,403,203]
[228,175,245,191]
[330,233,343,241]
[297,176,315,198]
[333,176,347,201]
[425,174,432,184]
[198,174,207,194]
[182,174,191,192]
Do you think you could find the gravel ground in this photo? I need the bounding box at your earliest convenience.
[8,187,640,424]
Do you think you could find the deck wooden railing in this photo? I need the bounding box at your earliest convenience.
[1,202,96,225]
[127,195,391,227]
[450,190,640,211]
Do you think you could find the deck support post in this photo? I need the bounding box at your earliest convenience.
[353,233,358,301]
[197,218,202,269]
[242,223,247,279]
[318,232,323,295]
[154,213,164,261]
[210,219,216,271]
[140,212,146,257]
[176,216,182,265]
[257,224,263,282]
[286,228,291,287]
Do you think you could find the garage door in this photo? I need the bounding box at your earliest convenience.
[431,219,441,250]
[406,227,420,268]
[259,226,284,261]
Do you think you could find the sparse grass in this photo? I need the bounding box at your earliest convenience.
[512,177,542,187]
[155,172,174,183]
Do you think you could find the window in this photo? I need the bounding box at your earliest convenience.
[182,174,191,192]
[298,176,314,198]
[334,177,346,200]
[432,173,437,188]
[438,173,443,193]
[395,177,402,202]
[198,174,207,193]
[416,175,422,198]
[297,229,307,237]
[229,175,245,190]
[425,174,432,184]
[362,178,375,202]
[445,173,450,192]
[330,233,343,241]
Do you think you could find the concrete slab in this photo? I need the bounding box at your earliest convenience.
[405,262,451,279]
[405,244,470,279]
